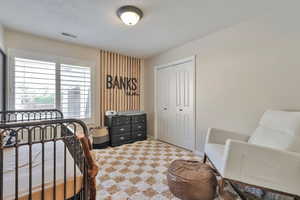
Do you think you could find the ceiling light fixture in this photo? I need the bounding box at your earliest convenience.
[117,5,143,26]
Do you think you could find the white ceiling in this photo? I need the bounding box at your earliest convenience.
[0,0,290,58]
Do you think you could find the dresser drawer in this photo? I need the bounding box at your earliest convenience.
[132,115,146,124]
[111,133,132,146]
[132,131,146,140]
[111,125,131,135]
[132,123,145,131]
[112,116,131,126]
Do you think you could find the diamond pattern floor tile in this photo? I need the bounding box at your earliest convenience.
[93,140,202,199]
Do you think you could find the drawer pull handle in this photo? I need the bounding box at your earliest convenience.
[120,136,125,140]
[138,126,142,129]
[120,128,125,131]
[138,134,142,136]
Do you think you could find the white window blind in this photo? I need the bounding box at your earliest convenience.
[14,57,56,110]
[60,64,91,119]
[11,56,92,120]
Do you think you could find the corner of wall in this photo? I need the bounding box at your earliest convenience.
[0,24,5,51]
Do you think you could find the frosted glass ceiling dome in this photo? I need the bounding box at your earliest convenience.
[117,5,143,26]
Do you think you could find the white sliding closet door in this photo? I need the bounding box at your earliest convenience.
[156,58,195,150]
[172,62,195,150]
[157,67,171,142]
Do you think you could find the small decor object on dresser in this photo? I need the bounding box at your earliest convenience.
[105,111,147,147]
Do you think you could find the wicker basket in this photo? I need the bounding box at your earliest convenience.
[90,127,110,149]
[167,160,217,200]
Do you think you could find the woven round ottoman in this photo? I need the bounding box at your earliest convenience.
[167,160,217,200]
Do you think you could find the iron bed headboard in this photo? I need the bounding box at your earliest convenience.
[0,110,97,200]
[0,109,64,123]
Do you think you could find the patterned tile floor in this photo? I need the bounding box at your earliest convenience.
[93,140,202,200]
[93,140,292,200]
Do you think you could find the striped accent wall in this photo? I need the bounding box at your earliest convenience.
[100,50,142,126]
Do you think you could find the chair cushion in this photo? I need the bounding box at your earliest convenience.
[249,126,293,150]
[249,110,300,153]
[205,144,225,173]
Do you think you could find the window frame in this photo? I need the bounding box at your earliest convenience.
[7,49,97,124]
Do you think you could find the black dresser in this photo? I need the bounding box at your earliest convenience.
[104,113,147,147]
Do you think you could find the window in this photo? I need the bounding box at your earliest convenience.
[14,58,56,110]
[9,55,93,120]
[60,64,91,118]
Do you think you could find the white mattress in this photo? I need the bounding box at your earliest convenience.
[3,140,83,200]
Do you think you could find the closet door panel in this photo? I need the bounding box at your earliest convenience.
[157,67,170,142]
[173,62,194,150]
[168,68,177,145]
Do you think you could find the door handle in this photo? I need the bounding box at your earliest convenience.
[163,108,167,110]
[179,109,183,111]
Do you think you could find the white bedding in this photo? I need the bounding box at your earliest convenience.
[3,140,83,200]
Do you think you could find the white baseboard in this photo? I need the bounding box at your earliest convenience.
[193,150,204,157]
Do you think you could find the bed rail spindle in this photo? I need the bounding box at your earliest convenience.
[53,126,57,200]
[21,128,24,140]
[82,157,85,200]
[42,128,45,200]
[64,139,67,200]
[84,158,88,200]
[15,131,19,200]
[0,131,4,200]
[29,128,33,199]
[73,135,77,198]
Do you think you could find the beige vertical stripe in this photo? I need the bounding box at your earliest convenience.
[134,58,137,110]
[126,56,129,110]
[100,50,103,126]
[138,59,141,109]
[117,54,122,111]
[107,52,109,111]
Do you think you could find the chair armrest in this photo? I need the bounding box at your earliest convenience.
[222,140,300,196]
[206,128,249,145]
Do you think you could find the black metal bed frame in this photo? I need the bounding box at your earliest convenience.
[0,109,92,200]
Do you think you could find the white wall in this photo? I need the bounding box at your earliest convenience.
[0,24,4,51]
[144,5,300,152]
[5,29,99,64]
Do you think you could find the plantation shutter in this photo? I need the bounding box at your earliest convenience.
[14,57,56,110]
[60,64,91,119]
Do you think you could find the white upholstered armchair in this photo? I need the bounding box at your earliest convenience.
[204,110,300,198]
